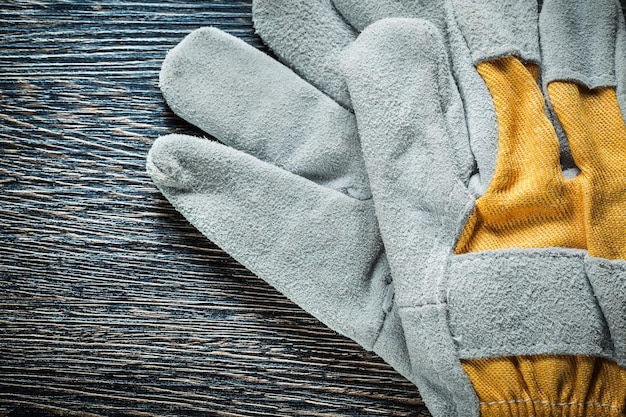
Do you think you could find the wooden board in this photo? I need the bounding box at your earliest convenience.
[0,1,427,416]
[1,1,624,416]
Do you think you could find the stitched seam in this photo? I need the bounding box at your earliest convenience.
[480,398,623,411]
[452,250,585,266]
[589,259,626,273]
[452,251,626,270]
[460,342,610,356]
[397,301,444,310]
[371,280,397,351]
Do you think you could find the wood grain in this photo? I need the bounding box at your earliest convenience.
[2,1,625,416]
[0,1,427,416]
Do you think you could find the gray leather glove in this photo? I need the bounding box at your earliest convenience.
[147,0,626,415]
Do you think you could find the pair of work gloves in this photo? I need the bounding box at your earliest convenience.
[147,0,626,415]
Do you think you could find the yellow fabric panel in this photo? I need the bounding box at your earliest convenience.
[464,355,626,417]
[454,56,626,416]
[548,82,626,260]
[454,57,586,255]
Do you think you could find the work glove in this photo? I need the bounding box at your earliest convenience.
[147,0,626,415]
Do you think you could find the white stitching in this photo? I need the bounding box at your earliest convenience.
[452,250,585,265]
[480,398,623,411]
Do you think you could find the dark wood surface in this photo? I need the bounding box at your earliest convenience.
[2,1,625,416]
[0,1,427,416]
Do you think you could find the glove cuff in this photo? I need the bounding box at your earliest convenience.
[463,354,626,417]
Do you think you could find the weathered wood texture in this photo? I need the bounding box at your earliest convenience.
[0,1,427,416]
[2,1,626,417]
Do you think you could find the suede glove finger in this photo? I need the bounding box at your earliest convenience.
[148,27,413,379]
